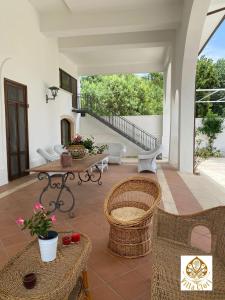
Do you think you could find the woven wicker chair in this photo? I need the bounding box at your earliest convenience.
[104,176,161,258]
[151,206,225,299]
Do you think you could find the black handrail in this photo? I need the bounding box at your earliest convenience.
[77,94,158,151]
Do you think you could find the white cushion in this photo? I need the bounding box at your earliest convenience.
[111,207,146,222]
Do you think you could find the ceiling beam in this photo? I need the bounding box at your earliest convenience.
[207,7,225,16]
[40,5,181,37]
[77,62,164,76]
[58,30,175,52]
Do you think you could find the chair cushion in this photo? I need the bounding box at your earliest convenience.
[111,207,146,222]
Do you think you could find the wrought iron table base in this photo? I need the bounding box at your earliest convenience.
[38,172,75,218]
[78,165,102,185]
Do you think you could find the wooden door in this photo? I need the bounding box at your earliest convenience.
[4,79,29,181]
[61,119,71,145]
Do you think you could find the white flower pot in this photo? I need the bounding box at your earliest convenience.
[38,231,58,262]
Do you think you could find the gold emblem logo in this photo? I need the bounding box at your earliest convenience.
[186,257,208,280]
[181,255,212,291]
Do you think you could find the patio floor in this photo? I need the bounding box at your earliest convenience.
[0,162,223,299]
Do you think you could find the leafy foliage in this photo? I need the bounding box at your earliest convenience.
[23,210,53,238]
[215,58,225,88]
[196,56,225,117]
[194,130,221,174]
[69,134,107,154]
[196,56,219,89]
[198,110,224,151]
[16,203,56,238]
[81,73,163,116]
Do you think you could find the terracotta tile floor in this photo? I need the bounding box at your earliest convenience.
[0,164,212,299]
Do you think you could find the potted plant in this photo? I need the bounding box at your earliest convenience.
[16,203,58,262]
[67,134,86,159]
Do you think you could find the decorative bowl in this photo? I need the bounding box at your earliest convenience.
[67,145,86,159]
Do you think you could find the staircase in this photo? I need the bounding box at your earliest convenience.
[73,95,158,151]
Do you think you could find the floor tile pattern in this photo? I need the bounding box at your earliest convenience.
[0,163,213,299]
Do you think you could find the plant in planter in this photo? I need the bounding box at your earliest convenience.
[93,144,108,154]
[83,136,108,154]
[83,136,95,153]
[16,203,58,262]
[67,134,86,159]
[66,134,108,157]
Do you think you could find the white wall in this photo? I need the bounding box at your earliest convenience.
[0,0,78,185]
[79,114,162,156]
[195,119,225,154]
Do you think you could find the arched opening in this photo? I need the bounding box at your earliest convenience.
[61,118,71,145]
[191,225,211,253]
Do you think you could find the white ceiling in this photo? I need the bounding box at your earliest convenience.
[29,0,224,75]
[210,0,225,11]
[67,47,165,66]
[30,0,181,14]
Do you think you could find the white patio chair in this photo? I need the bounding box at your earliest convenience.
[54,144,65,155]
[108,143,126,165]
[91,156,109,173]
[37,148,59,163]
[138,144,162,173]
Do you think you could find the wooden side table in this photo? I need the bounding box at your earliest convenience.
[0,234,92,300]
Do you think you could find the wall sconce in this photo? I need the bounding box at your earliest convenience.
[46,86,59,103]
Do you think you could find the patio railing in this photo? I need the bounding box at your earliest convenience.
[73,94,158,151]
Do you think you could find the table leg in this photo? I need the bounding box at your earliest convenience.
[78,165,102,185]
[82,270,92,300]
[38,172,76,217]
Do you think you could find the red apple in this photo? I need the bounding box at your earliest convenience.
[62,235,71,245]
[71,233,80,243]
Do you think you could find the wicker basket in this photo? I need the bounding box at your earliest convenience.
[104,176,161,258]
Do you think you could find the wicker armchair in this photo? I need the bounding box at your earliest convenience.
[104,176,161,258]
[151,206,225,299]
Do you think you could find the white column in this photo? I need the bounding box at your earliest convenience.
[179,0,211,173]
[169,0,211,173]
[169,51,179,168]
[162,62,171,159]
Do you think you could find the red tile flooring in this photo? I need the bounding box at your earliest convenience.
[162,164,202,214]
[0,163,210,299]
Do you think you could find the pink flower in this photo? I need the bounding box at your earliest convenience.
[34,202,43,211]
[50,215,56,223]
[16,218,24,226]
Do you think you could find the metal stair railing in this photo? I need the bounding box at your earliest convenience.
[76,94,158,151]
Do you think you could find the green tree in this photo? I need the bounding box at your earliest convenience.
[215,58,225,88]
[198,110,223,152]
[81,73,163,116]
[195,56,225,117]
[196,56,219,89]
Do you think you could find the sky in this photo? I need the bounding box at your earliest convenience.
[201,19,225,61]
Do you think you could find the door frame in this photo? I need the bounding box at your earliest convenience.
[61,118,71,145]
[4,78,30,181]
